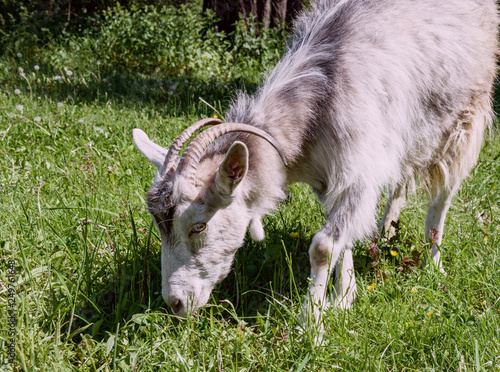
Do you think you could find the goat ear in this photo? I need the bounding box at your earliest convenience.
[133,128,168,169]
[215,141,249,195]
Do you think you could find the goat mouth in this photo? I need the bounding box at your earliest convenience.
[171,307,189,318]
[169,291,210,317]
[168,299,196,318]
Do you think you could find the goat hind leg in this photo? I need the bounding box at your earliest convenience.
[424,185,459,273]
[424,99,489,272]
[378,182,406,238]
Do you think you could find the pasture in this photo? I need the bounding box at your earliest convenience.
[0,3,499,370]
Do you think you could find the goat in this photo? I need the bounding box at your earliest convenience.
[133,0,498,324]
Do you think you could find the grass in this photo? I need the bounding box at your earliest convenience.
[1,14,500,372]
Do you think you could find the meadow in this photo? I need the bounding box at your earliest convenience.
[0,3,499,371]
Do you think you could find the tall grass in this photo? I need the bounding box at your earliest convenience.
[0,3,499,371]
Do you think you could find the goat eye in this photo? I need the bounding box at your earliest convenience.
[190,223,206,234]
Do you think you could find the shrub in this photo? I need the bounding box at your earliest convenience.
[1,1,288,100]
[222,15,287,81]
[92,4,222,76]
[0,0,99,54]
[88,4,287,80]
[0,0,189,56]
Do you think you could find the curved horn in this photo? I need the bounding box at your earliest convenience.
[161,117,223,176]
[176,123,288,183]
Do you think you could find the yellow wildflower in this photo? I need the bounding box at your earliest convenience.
[367,283,375,290]
[213,115,219,119]
[481,300,487,306]
[390,250,398,256]
[410,288,417,294]
[289,232,299,238]
[427,311,434,317]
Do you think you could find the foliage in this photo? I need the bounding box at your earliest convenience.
[0,0,98,52]
[1,1,287,84]
[0,0,186,51]
[91,4,220,76]
[81,3,286,80]
[225,14,287,77]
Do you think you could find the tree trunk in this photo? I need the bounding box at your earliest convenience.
[203,0,303,34]
[271,0,286,28]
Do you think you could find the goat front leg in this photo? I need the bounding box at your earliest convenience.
[301,218,357,328]
[301,220,342,327]
[302,186,377,327]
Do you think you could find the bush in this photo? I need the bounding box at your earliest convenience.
[59,3,287,82]
[223,15,287,80]
[94,4,223,76]
[1,1,288,103]
[0,0,189,56]
[0,0,99,53]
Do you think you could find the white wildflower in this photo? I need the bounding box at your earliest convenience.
[17,53,22,58]
[16,104,23,113]
[57,102,63,108]
[34,116,41,122]
[55,75,62,81]
[14,89,21,95]
[96,61,101,66]
[66,70,73,76]
[34,65,40,71]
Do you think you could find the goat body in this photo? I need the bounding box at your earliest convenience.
[134,0,498,322]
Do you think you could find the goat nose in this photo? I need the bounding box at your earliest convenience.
[168,297,183,314]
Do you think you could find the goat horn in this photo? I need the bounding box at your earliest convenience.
[161,117,223,176]
[176,123,288,183]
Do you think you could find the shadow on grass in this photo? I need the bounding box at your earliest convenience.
[1,59,262,119]
[66,221,313,343]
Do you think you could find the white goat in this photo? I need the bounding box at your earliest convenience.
[133,0,498,324]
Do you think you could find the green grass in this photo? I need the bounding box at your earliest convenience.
[1,16,500,371]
